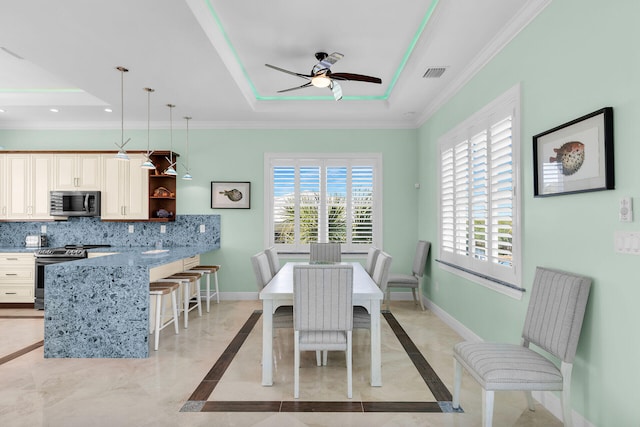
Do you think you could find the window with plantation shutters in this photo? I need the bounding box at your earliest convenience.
[438,85,521,290]
[266,153,382,253]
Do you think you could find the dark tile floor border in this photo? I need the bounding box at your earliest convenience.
[0,340,44,366]
[182,309,460,413]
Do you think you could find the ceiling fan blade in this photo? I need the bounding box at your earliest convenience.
[313,52,344,74]
[265,64,312,79]
[277,82,313,93]
[329,80,343,101]
[330,72,382,84]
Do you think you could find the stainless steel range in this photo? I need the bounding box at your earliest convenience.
[34,245,111,310]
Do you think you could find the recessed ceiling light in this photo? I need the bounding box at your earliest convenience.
[104,108,113,113]
[0,109,5,113]
[49,108,59,113]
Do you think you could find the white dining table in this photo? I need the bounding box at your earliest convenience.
[259,261,384,387]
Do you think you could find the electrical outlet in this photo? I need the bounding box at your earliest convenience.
[40,225,47,234]
[199,224,205,233]
[160,225,166,234]
[128,225,134,233]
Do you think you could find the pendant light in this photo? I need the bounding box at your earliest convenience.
[182,116,193,180]
[164,103,177,176]
[114,66,130,161]
[141,87,156,170]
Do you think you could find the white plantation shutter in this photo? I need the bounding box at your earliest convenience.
[267,154,381,253]
[438,86,520,288]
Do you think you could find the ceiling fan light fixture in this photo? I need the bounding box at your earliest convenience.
[311,75,331,88]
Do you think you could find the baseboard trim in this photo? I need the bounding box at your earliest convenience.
[422,296,595,427]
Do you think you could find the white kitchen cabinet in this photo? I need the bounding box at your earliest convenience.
[3,153,54,220]
[101,154,149,220]
[0,253,35,303]
[53,153,102,190]
[0,154,6,219]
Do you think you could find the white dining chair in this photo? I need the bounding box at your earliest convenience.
[364,246,380,277]
[354,251,392,329]
[251,251,292,329]
[264,246,281,277]
[386,240,430,310]
[309,242,341,263]
[452,267,592,427]
[293,264,354,398]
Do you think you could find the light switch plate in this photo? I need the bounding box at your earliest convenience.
[199,224,205,233]
[128,225,134,233]
[160,225,166,234]
[41,225,47,234]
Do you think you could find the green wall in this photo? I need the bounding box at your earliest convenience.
[418,0,639,425]
[0,128,419,295]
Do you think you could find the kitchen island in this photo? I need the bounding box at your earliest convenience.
[43,244,218,358]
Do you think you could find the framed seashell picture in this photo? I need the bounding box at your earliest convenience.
[533,107,614,197]
[211,181,251,209]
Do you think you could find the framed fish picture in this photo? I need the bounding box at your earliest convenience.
[533,107,614,197]
[211,181,251,209]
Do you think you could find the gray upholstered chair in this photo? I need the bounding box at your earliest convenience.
[452,267,592,427]
[293,264,354,399]
[264,246,281,277]
[386,240,430,310]
[309,242,342,263]
[353,251,392,329]
[364,246,380,277]
[250,251,292,329]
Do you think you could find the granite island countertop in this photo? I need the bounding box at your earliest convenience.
[43,244,218,359]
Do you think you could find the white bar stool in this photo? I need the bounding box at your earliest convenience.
[187,265,220,312]
[157,273,202,328]
[149,281,180,351]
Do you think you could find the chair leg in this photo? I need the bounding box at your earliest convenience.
[204,273,211,313]
[561,361,574,427]
[452,358,462,409]
[417,285,425,311]
[525,391,535,411]
[316,351,322,367]
[346,331,352,399]
[294,331,300,399]
[482,389,494,427]
[183,282,190,329]
[153,294,162,351]
[323,350,328,366]
[411,288,418,306]
[170,288,179,334]
[213,269,220,304]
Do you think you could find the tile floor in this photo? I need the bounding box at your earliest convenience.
[0,300,562,427]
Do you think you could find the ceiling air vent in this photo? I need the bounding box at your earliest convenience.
[422,67,447,78]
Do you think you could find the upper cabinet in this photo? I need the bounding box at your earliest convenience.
[1,153,54,221]
[0,155,6,219]
[53,153,102,191]
[100,154,149,220]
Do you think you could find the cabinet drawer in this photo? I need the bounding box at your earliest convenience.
[183,255,200,270]
[0,286,34,302]
[0,253,36,265]
[0,268,35,282]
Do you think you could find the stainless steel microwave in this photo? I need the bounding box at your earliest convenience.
[50,191,101,217]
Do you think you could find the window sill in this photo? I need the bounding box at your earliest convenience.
[438,262,524,300]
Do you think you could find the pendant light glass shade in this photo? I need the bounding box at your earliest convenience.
[164,104,177,176]
[141,87,156,170]
[114,66,130,161]
[182,116,192,180]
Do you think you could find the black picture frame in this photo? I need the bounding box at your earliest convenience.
[533,107,614,197]
[211,181,251,209]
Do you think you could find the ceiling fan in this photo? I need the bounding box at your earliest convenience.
[265,52,382,101]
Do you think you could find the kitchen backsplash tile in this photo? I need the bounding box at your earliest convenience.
[0,215,220,248]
